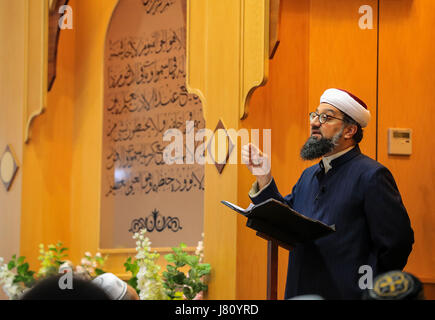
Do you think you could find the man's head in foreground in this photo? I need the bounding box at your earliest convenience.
[20,274,111,300]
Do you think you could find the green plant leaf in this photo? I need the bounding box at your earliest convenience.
[17,263,29,274]
[186,255,199,266]
[7,260,16,271]
[166,265,176,273]
[188,268,197,280]
[55,260,64,266]
[95,268,105,276]
[173,271,186,284]
[173,291,184,300]
[164,253,175,263]
[13,275,24,284]
[183,286,195,300]
[24,277,35,288]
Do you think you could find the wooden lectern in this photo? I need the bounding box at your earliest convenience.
[256,232,293,300]
[221,198,336,300]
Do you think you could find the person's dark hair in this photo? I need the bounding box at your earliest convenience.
[342,112,363,144]
[20,274,111,300]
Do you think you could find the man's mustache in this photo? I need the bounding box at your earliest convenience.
[311,127,322,136]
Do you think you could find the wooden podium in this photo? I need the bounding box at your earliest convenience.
[256,232,293,300]
[221,198,336,300]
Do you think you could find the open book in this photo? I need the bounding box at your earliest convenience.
[221,198,336,247]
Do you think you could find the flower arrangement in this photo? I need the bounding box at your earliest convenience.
[78,251,107,278]
[0,256,34,300]
[1,233,211,301]
[133,229,167,300]
[0,242,107,300]
[124,230,211,300]
[37,242,69,278]
[163,242,210,300]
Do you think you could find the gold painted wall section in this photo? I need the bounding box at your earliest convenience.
[186,0,270,299]
[20,0,119,268]
[309,0,378,159]
[0,0,26,301]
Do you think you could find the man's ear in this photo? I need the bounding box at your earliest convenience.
[343,124,357,140]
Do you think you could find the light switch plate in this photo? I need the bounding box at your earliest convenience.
[388,128,412,155]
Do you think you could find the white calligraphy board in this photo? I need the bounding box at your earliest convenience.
[100,0,204,249]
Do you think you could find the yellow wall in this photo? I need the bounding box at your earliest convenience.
[0,0,26,301]
[20,0,119,268]
[378,0,435,283]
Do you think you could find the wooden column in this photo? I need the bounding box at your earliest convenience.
[186,0,270,299]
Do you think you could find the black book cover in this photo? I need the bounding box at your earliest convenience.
[221,198,336,246]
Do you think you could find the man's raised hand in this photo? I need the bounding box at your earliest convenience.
[241,143,272,189]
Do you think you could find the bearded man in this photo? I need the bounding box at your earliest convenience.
[242,88,414,300]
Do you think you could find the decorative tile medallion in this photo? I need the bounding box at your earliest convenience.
[206,120,235,174]
[0,145,19,191]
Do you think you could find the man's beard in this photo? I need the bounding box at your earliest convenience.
[300,127,343,160]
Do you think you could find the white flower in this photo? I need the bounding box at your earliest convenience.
[95,252,102,258]
[59,261,73,272]
[0,262,24,300]
[75,265,86,274]
[3,283,23,300]
[81,258,91,266]
[84,252,92,258]
[136,251,145,260]
[195,237,205,262]
[133,231,167,300]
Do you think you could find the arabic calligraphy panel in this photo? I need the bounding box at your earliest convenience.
[100,0,204,249]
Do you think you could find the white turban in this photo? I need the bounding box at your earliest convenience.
[92,273,127,300]
[320,88,371,128]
